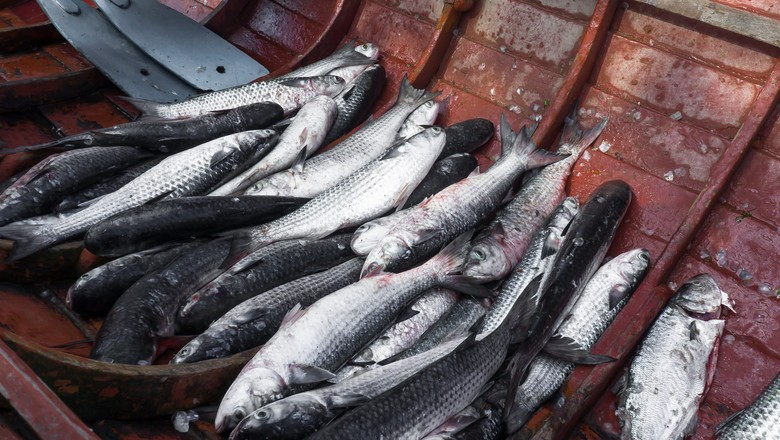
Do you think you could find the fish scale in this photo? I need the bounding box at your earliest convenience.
[717,372,780,439]
[214,235,469,434]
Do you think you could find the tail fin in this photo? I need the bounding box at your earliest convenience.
[118,96,171,119]
[509,124,569,169]
[396,74,440,109]
[0,224,60,261]
[497,114,517,158]
[557,113,608,158]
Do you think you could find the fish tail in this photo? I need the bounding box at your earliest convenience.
[510,125,568,170]
[558,111,608,157]
[397,74,440,108]
[118,96,172,119]
[0,223,59,261]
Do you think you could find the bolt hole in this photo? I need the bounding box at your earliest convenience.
[139,68,150,76]
[216,65,226,74]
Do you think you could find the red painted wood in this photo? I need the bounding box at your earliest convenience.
[0,339,99,440]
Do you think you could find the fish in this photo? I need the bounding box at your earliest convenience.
[393,296,487,362]
[125,76,344,119]
[56,157,165,212]
[477,197,579,337]
[350,153,478,256]
[67,242,203,317]
[334,287,458,381]
[716,371,780,440]
[228,126,447,262]
[176,234,355,334]
[322,64,386,145]
[209,96,338,196]
[305,251,525,440]
[90,239,232,365]
[395,99,440,140]
[506,248,650,432]
[0,146,150,226]
[401,153,478,209]
[245,75,438,198]
[214,234,482,433]
[361,115,564,277]
[503,180,633,429]
[0,130,278,261]
[462,115,607,282]
[6,102,285,154]
[84,195,306,257]
[616,274,731,440]
[278,41,378,80]
[229,336,467,440]
[170,258,363,364]
[439,118,495,160]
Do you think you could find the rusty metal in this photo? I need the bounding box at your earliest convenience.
[0,338,100,439]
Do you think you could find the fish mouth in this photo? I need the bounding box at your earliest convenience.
[361,261,384,278]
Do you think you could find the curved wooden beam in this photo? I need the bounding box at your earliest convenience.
[0,69,109,112]
[531,59,780,440]
[0,22,61,54]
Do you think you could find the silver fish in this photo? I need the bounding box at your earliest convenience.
[478,197,578,337]
[334,287,458,381]
[351,208,413,255]
[396,99,440,140]
[229,336,466,440]
[362,115,564,277]
[617,274,731,440]
[716,372,780,440]
[245,75,438,198]
[228,127,446,263]
[278,41,378,80]
[214,233,474,433]
[506,248,650,432]
[0,130,277,261]
[209,96,338,196]
[127,76,345,118]
[462,114,607,281]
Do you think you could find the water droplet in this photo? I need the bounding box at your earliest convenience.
[699,249,710,260]
[699,144,709,154]
[573,237,584,246]
[758,282,772,295]
[633,111,641,121]
[337,244,346,250]
[641,227,655,236]
[489,87,496,96]
[499,45,508,53]
[532,104,542,113]
[664,171,674,181]
[508,105,522,115]
[669,111,682,121]
[512,63,518,69]
[598,141,611,153]
[668,281,678,291]
[724,334,735,344]
[478,63,486,71]
[737,268,752,281]
[582,150,591,161]
[516,87,524,95]
[715,250,727,268]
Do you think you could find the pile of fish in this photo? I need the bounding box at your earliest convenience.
[0,40,746,439]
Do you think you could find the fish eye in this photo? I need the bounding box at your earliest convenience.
[692,280,701,287]
[472,249,486,261]
[178,347,190,356]
[232,408,247,423]
[254,409,269,420]
[356,224,371,233]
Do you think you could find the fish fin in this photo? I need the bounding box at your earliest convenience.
[395,307,420,323]
[396,73,440,108]
[279,303,306,328]
[543,335,616,364]
[210,145,239,169]
[528,149,569,169]
[77,193,107,208]
[417,228,445,244]
[328,392,370,409]
[439,275,494,298]
[381,142,408,161]
[559,107,584,151]
[431,231,473,275]
[490,222,506,243]
[221,230,268,270]
[560,115,608,157]
[498,114,517,158]
[510,273,545,335]
[714,408,746,435]
[393,183,415,212]
[540,230,558,259]
[720,288,735,313]
[328,41,375,66]
[290,146,308,174]
[689,321,700,341]
[682,412,699,437]
[119,96,170,118]
[288,363,336,385]
[232,308,269,326]
[0,224,59,261]
[608,284,630,309]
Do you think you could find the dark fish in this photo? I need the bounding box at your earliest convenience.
[8,102,285,154]
[323,65,386,145]
[67,242,202,317]
[401,153,478,209]
[56,157,165,212]
[503,180,632,431]
[439,118,495,160]
[176,234,355,334]
[90,239,232,365]
[0,147,150,226]
[84,196,307,257]
[171,258,362,364]
[716,371,780,439]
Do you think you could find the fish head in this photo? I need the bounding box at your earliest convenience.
[311,76,346,97]
[674,273,729,319]
[169,334,227,364]
[215,368,286,434]
[404,126,447,160]
[351,221,389,255]
[616,248,651,284]
[361,236,411,278]
[329,64,371,85]
[235,129,279,153]
[462,237,511,281]
[229,394,328,440]
[407,99,440,127]
[355,42,380,61]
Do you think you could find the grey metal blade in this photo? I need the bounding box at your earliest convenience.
[36,0,199,103]
[94,0,269,91]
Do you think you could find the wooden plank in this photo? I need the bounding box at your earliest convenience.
[636,0,780,47]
